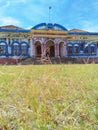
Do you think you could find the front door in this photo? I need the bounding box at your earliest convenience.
[46,40,55,57]
[36,45,41,57]
[50,46,54,57]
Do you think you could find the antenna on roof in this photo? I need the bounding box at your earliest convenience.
[49,6,52,23]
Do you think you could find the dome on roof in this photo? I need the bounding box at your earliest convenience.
[32,23,67,31]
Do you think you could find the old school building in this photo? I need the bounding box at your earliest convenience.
[0,23,98,63]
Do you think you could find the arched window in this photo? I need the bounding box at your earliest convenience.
[74,44,79,54]
[84,44,89,53]
[0,41,8,56]
[90,44,96,54]
[67,44,73,54]
[11,42,20,56]
[80,42,84,51]
[21,42,29,56]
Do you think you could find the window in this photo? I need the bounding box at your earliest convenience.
[84,45,89,53]
[13,45,20,55]
[21,45,27,54]
[74,45,79,53]
[90,45,96,54]
[80,42,84,51]
[67,45,73,54]
[0,44,6,54]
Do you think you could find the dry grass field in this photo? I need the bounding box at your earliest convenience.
[0,64,98,130]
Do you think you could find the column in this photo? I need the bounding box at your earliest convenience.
[96,43,98,56]
[54,43,57,57]
[29,39,32,57]
[41,43,44,57]
[6,38,9,56]
[32,41,35,57]
[63,43,67,57]
[6,38,8,44]
[43,43,46,56]
[88,44,90,55]
[55,43,60,57]
[56,43,59,57]
[41,43,46,57]
[30,38,35,57]
[7,38,10,55]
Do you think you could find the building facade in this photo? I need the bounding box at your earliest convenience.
[0,23,98,60]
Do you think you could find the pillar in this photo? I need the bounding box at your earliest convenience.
[43,43,46,56]
[41,43,44,56]
[41,43,46,57]
[30,38,35,57]
[96,43,98,56]
[56,43,59,57]
[6,38,8,44]
[6,38,9,55]
[63,43,67,57]
[54,43,57,57]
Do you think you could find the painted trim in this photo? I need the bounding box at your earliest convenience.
[45,39,55,44]
[68,32,98,35]
[0,28,30,33]
[32,23,68,31]
[34,40,42,44]
[54,23,68,31]
[32,23,47,29]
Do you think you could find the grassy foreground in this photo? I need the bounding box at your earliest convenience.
[0,64,98,130]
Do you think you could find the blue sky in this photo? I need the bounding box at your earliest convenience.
[0,0,98,32]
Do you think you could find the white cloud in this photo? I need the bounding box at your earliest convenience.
[0,16,21,26]
[2,1,10,8]
[25,26,32,29]
[80,20,98,32]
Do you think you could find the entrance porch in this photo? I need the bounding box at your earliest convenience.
[33,39,66,58]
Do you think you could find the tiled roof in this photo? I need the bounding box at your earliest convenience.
[69,28,87,32]
[0,25,30,33]
[0,25,24,30]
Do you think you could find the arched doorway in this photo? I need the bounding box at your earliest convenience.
[35,41,41,57]
[59,42,64,57]
[46,40,55,57]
